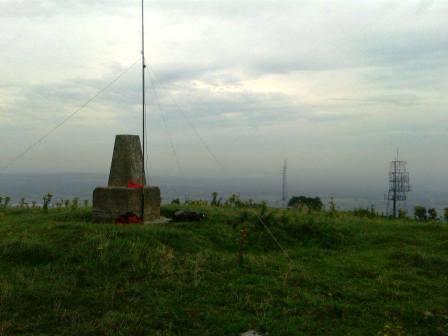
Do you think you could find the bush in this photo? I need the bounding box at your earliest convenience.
[185,199,208,207]
[42,193,53,213]
[171,198,181,205]
[398,209,408,219]
[71,197,79,210]
[3,197,10,208]
[288,196,323,211]
[428,208,438,221]
[353,206,377,218]
[414,206,427,221]
[445,208,448,222]
[224,194,242,208]
[210,192,221,206]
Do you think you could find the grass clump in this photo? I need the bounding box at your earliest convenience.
[0,205,446,335]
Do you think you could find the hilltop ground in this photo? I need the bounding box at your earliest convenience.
[0,206,447,335]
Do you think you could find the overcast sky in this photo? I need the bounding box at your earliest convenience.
[0,0,447,197]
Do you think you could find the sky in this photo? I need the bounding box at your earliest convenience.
[0,0,447,200]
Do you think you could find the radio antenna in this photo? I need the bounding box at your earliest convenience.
[141,0,146,220]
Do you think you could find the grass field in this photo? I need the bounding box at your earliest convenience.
[0,205,447,335]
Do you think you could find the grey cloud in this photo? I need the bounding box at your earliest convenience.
[1,0,447,196]
[327,93,435,107]
[0,0,308,18]
[148,83,373,129]
[415,0,435,14]
[355,31,448,67]
[0,0,133,18]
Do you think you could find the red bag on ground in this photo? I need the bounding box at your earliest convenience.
[116,212,142,224]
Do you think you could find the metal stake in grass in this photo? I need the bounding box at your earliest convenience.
[238,227,249,266]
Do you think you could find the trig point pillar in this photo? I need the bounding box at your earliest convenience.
[92,135,161,223]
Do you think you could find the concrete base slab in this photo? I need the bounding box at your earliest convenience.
[93,186,161,223]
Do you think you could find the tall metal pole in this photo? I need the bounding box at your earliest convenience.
[386,150,411,218]
[282,159,288,208]
[142,0,146,178]
[392,161,397,218]
[141,0,146,220]
[392,149,399,218]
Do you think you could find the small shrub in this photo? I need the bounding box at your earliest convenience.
[414,206,427,221]
[171,198,181,205]
[210,192,221,206]
[71,197,79,210]
[428,208,438,221]
[225,194,243,208]
[160,206,179,218]
[288,196,323,211]
[353,207,376,218]
[245,198,254,207]
[42,193,53,213]
[184,199,208,207]
[398,209,408,219]
[445,208,448,222]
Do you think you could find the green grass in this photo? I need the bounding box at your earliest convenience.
[0,206,447,335]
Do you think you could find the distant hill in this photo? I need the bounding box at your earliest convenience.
[0,173,446,215]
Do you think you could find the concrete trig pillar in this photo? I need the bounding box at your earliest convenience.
[108,135,146,187]
[92,135,161,223]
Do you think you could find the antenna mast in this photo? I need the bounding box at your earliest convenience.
[282,159,288,208]
[141,0,146,220]
[141,0,146,178]
[386,150,411,218]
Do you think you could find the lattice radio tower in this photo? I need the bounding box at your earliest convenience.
[386,150,411,218]
[282,159,288,208]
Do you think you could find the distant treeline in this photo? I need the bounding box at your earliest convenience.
[0,194,89,211]
[0,192,447,222]
[172,193,448,222]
